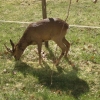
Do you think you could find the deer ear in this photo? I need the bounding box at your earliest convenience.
[10,39,15,50]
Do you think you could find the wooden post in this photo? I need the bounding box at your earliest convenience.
[42,0,47,19]
[42,0,48,48]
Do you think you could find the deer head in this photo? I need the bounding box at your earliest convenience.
[5,39,23,60]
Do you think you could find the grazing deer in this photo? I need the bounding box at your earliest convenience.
[5,18,70,65]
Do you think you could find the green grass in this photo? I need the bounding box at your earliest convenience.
[0,0,100,100]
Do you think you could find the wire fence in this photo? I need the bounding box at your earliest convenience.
[0,20,100,29]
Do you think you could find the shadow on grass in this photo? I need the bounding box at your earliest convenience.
[14,61,89,99]
[46,47,56,62]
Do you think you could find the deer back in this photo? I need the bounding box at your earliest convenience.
[22,18,69,44]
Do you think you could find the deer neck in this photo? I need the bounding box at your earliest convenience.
[17,39,28,52]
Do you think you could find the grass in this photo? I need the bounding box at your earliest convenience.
[0,0,100,100]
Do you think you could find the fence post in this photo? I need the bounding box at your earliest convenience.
[42,0,48,47]
[42,0,47,19]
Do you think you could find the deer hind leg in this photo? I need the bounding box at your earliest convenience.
[37,41,42,65]
[45,41,49,48]
[62,37,70,57]
[54,39,66,65]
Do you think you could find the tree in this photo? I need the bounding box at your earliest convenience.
[42,0,48,47]
[42,0,47,19]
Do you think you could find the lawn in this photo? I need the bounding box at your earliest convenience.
[0,0,100,100]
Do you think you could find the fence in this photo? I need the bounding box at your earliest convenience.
[0,20,100,29]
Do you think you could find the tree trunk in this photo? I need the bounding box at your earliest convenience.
[42,0,48,48]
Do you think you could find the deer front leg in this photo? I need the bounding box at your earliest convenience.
[37,42,42,65]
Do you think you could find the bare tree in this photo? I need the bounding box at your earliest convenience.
[42,0,47,19]
[42,0,48,48]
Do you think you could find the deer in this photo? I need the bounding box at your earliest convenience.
[5,18,70,65]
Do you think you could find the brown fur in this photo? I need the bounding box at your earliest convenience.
[9,18,70,65]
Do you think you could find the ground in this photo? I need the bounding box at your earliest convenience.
[0,0,100,100]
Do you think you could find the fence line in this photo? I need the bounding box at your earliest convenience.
[69,25,100,29]
[0,20,100,29]
[0,20,31,24]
